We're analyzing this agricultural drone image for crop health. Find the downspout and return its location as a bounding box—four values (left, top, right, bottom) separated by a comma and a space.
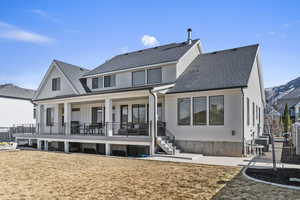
148, 88, 157, 153
241, 88, 245, 155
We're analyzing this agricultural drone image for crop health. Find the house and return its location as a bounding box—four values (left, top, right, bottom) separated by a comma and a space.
277, 87, 300, 122
0, 84, 36, 127
14, 30, 265, 156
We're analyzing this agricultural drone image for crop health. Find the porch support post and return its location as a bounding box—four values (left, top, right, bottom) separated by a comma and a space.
105, 143, 111, 155
37, 104, 44, 135
149, 92, 158, 155
37, 139, 42, 150
64, 102, 71, 135
105, 98, 113, 136
64, 141, 69, 153
44, 140, 48, 151
28, 139, 33, 146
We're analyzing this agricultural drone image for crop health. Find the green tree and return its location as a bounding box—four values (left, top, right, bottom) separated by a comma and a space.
282, 104, 291, 132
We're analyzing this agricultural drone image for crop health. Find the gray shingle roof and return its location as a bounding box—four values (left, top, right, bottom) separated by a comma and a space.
167, 44, 259, 94
54, 60, 90, 94
84, 40, 200, 76
0, 84, 36, 100
281, 87, 300, 99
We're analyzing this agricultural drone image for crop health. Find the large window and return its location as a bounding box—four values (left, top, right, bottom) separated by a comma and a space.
104, 75, 116, 87
209, 96, 224, 125
132, 70, 145, 86
247, 98, 250, 126
46, 108, 54, 126
193, 97, 207, 125
147, 68, 162, 84
52, 78, 60, 91
132, 104, 146, 124
177, 98, 191, 126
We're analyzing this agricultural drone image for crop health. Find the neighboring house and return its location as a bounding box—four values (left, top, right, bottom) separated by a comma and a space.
14, 30, 265, 156
0, 84, 36, 127
277, 87, 300, 122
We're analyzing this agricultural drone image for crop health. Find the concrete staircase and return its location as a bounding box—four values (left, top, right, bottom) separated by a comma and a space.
156, 136, 180, 155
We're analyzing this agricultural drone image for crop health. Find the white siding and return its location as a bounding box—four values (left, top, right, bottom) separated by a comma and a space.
0, 97, 35, 127
36, 64, 76, 99
243, 56, 265, 142
87, 64, 177, 92
165, 89, 243, 142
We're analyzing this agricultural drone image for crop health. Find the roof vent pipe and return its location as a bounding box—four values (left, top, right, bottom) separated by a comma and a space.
187, 28, 192, 45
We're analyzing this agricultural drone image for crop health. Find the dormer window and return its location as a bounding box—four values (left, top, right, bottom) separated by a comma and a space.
132, 70, 145, 86
52, 78, 60, 91
147, 67, 162, 84
104, 75, 116, 88
92, 77, 103, 89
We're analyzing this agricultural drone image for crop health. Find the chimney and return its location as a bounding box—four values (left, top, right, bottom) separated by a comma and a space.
187, 28, 192, 45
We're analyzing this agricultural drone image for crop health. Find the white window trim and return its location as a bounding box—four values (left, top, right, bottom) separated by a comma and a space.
177, 95, 225, 127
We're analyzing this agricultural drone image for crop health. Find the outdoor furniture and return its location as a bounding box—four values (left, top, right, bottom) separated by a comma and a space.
255, 145, 264, 155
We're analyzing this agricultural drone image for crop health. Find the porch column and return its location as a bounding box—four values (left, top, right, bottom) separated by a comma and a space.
37, 104, 44, 135
44, 141, 48, 151
105, 98, 113, 136
64, 141, 69, 153
28, 139, 33, 146
37, 139, 42, 150
64, 102, 71, 135
105, 143, 111, 155
149, 93, 158, 155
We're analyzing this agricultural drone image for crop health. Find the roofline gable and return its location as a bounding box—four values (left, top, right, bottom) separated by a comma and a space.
245, 45, 266, 104
33, 61, 79, 100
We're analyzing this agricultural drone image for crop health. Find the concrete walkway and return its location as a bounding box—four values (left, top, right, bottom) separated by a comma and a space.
140, 154, 254, 167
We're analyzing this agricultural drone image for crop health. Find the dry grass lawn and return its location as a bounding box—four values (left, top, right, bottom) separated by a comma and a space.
0, 150, 240, 200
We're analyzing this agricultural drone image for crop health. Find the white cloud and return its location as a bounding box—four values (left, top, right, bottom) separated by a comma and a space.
0, 20, 53, 44
30, 9, 62, 24
141, 35, 159, 47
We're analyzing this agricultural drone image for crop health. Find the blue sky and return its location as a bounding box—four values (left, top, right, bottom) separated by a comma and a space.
0, 0, 299, 89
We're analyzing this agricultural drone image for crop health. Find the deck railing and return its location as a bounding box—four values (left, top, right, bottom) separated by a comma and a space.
12, 121, 167, 137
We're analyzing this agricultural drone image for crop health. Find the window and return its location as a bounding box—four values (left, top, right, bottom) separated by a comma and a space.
121, 105, 128, 125
177, 98, 191, 125
247, 98, 250, 126
52, 78, 60, 91
92, 78, 98, 89
193, 97, 207, 125
46, 108, 54, 126
252, 102, 255, 126
132, 70, 145, 86
72, 108, 80, 112
256, 105, 258, 119
132, 104, 146, 124
92, 107, 104, 124
147, 68, 162, 84
259, 107, 261, 125
209, 96, 224, 125
33, 108, 36, 119
92, 77, 103, 89
104, 75, 116, 87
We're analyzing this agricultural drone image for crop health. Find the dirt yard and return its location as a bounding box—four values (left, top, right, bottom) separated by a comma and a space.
0, 150, 240, 200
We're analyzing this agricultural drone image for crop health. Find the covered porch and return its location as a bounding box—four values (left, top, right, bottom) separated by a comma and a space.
33, 88, 169, 155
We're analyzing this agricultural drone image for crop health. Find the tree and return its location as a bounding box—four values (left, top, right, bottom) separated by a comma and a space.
282, 103, 291, 133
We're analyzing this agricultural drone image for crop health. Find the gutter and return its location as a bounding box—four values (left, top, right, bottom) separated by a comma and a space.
241, 87, 245, 155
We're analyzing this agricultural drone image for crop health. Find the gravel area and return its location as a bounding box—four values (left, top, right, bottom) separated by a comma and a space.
213, 173, 300, 200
